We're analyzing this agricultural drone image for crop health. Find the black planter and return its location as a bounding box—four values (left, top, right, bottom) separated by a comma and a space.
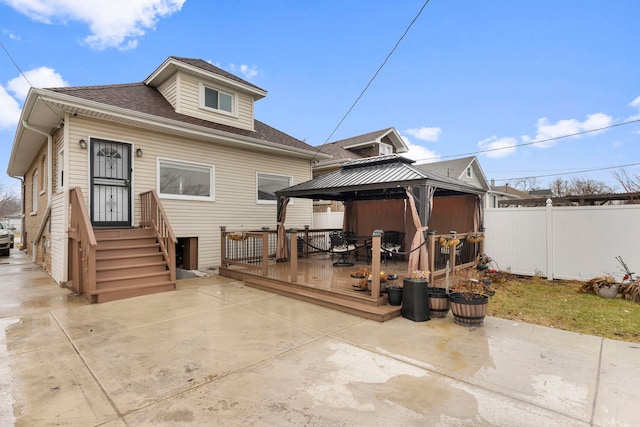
427, 287, 450, 318
401, 279, 430, 321
448, 292, 488, 326
386, 286, 403, 306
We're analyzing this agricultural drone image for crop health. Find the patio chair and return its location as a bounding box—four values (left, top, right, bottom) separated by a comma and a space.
329, 231, 356, 266
381, 230, 405, 264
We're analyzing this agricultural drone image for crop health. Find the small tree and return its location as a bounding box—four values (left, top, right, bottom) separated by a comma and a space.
548, 177, 614, 197
0, 184, 21, 219
510, 177, 539, 192
613, 169, 640, 203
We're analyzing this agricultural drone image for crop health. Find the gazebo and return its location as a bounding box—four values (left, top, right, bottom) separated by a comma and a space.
275, 155, 486, 276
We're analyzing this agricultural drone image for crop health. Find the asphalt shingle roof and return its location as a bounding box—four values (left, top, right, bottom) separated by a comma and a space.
49, 82, 316, 152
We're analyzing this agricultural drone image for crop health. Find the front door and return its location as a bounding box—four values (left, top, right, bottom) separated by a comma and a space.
90, 138, 131, 226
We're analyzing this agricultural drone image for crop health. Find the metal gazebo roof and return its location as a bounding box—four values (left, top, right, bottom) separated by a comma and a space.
277, 155, 485, 201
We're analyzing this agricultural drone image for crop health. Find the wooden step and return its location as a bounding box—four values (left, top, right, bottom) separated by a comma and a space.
95, 235, 158, 249
96, 243, 161, 257
94, 228, 155, 239
243, 276, 401, 322
96, 253, 165, 268
91, 281, 176, 304
96, 270, 172, 288
96, 262, 168, 279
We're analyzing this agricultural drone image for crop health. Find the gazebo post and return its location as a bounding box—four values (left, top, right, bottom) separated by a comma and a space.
290, 228, 298, 282
370, 230, 383, 299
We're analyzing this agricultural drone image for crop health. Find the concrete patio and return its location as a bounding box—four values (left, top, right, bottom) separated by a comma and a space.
0, 250, 638, 426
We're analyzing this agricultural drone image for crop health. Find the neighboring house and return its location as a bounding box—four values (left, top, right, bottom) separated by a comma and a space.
413, 156, 497, 208
7, 56, 328, 302
313, 128, 408, 175
488, 183, 533, 208
312, 128, 408, 213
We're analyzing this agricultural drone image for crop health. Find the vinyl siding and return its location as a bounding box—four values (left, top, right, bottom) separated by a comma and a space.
175, 72, 255, 131
157, 75, 178, 109
50, 129, 66, 282
67, 116, 313, 269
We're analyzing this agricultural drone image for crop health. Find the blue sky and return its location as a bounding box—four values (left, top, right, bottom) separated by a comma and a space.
1, 0, 639, 193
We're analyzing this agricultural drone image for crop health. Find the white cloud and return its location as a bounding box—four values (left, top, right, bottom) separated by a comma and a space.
2, 29, 21, 40
522, 113, 613, 148
0, 86, 21, 130
477, 136, 517, 159
7, 66, 68, 101
229, 64, 259, 80
404, 126, 442, 142
4, 0, 185, 50
626, 96, 640, 122
400, 136, 440, 164
0, 67, 68, 129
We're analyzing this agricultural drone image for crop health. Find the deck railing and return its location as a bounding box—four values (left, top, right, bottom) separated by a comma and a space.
68, 187, 97, 297
140, 190, 177, 283
220, 227, 335, 269
221, 227, 484, 285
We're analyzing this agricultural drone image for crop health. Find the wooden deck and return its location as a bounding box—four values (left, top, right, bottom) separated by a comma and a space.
219, 253, 413, 322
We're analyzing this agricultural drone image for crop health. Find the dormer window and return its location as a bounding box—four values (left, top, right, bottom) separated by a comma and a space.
379, 142, 392, 155
202, 84, 234, 114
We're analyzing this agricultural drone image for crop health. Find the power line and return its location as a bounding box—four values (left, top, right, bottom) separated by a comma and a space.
490, 161, 640, 183
321, 0, 431, 146
0, 40, 64, 122
415, 117, 640, 162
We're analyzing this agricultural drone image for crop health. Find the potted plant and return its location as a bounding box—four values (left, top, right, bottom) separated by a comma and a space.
447, 273, 495, 326
385, 271, 403, 306
350, 267, 369, 291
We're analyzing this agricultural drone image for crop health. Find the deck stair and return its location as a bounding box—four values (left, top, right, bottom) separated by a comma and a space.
92, 228, 175, 303
235, 273, 402, 322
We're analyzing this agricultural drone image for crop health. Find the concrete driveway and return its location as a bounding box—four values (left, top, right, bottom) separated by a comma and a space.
1, 250, 638, 426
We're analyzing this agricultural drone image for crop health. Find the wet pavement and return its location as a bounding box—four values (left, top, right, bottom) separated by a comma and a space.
1, 250, 638, 426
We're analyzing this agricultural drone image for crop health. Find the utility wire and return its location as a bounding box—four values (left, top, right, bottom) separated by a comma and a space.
415, 117, 640, 162
316, 0, 431, 154
489, 161, 640, 183
0, 40, 64, 121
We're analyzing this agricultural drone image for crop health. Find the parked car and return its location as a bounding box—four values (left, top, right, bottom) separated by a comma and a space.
0, 222, 11, 256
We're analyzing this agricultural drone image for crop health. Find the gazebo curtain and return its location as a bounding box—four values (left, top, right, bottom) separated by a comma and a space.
407, 187, 430, 274
275, 196, 290, 261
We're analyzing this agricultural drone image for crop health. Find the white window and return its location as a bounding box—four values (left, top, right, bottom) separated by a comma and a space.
57, 149, 64, 192
466, 167, 473, 178
379, 143, 392, 155
158, 159, 214, 201
257, 173, 292, 204
31, 169, 38, 214
202, 85, 233, 114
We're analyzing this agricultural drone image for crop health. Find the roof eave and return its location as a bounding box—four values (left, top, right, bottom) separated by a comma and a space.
10, 89, 328, 173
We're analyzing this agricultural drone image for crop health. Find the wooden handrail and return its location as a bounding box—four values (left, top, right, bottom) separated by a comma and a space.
68, 187, 97, 299
140, 190, 176, 282
34, 204, 52, 247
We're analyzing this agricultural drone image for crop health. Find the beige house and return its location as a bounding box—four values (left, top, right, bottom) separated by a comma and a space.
7, 56, 328, 302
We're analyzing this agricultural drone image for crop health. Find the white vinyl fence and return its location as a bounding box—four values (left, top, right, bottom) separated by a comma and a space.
313, 211, 344, 230
483, 200, 640, 281
315, 200, 640, 282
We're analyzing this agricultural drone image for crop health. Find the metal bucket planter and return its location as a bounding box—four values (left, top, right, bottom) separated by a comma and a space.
427, 287, 450, 318
386, 286, 403, 306
448, 292, 488, 326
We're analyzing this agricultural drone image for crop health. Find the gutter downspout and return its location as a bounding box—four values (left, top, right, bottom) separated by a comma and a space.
22, 120, 53, 262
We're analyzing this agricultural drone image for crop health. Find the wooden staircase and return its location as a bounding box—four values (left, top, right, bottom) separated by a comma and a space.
92, 228, 176, 303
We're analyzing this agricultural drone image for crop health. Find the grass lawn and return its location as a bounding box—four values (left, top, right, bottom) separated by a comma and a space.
486, 276, 640, 344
